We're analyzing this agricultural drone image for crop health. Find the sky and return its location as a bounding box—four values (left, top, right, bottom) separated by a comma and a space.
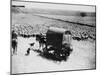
12, 1, 95, 12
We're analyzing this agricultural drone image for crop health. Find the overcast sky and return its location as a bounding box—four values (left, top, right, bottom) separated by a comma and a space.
12, 1, 95, 12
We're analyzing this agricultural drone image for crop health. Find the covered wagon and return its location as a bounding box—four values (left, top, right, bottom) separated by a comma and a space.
42, 27, 73, 61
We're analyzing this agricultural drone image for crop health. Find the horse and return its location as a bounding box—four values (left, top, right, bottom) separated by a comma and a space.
36, 33, 46, 51
25, 33, 46, 56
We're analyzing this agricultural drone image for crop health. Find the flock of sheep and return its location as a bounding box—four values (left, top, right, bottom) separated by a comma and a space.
12, 24, 95, 42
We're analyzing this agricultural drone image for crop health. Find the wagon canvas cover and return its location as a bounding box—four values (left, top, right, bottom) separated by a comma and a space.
46, 30, 63, 50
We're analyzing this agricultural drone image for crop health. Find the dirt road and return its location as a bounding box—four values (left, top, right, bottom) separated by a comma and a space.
12, 37, 95, 74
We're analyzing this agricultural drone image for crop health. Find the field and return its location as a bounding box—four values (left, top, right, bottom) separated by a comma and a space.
11, 6, 96, 74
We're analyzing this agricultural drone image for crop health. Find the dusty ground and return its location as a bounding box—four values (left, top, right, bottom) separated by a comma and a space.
12, 36, 95, 74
